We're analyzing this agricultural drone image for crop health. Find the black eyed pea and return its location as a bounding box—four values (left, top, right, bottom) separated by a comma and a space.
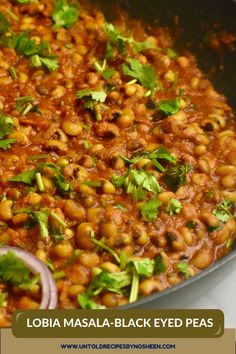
80, 155, 94, 169
68, 285, 85, 298
78, 252, 100, 268
200, 212, 220, 229
102, 293, 119, 308
166, 231, 185, 252
101, 262, 120, 273
100, 222, 118, 239
18, 297, 39, 310
41, 176, 55, 192
139, 278, 163, 296
226, 150, 236, 166
52, 241, 73, 258
75, 223, 95, 250
179, 227, 195, 246
158, 191, 175, 204
190, 246, 213, 270
167, 273, 182, 286
61, 121, 82, 136
221, 174, 236, 189
0, 200, 13, 221
46, 140, 68, 154
102, 180, 116, 194
63, 200, 86, 222
8, 132, 29, 145
86, 207, 103, 223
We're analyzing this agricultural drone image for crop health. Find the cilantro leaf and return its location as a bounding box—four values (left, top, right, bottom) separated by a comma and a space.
213, 200, 234, 223
8, 163, 71, 194
176, 262, 192, 278
78, 293, 106, 309
52, 0, 79, 29
163, 164, 191, 191
128, 258, 154, 277
140, 198, 162, 222
0, 139, 16, 150
20, 209, 49, 238
1, 33, 59, 71
14, 95, 39, 115
8, 169, 37, 185
166, 198, 183, 216
94, 60, 115, 80
0, 251, 39, 287
127, 258, 154, 303
105, 41, 113, 60
30, 55, 59, 72
76, 89, 107, 103
0, 113, 14, 138
122, 58, 157, 92
76, 89, 107, 121
39, 163, 72, 194
157, 97, 181, 115
121, 146, 177, 173
154, 254, 167, 274
167, 48, 178, 60
0, 13, 11, 34
16, 0, 33, 3
104, 23, 154, 53
112, 169, 161, 201
88, 270, 131, 295
0, 292, 7, 308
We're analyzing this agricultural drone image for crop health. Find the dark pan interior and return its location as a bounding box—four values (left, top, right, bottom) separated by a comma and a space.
92, 0, 236, 308
94, 0, 236, 110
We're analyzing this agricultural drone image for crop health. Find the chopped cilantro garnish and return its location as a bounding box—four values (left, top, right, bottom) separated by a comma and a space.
78, 293, 106, 309
83, 181, 103, 188
0, 139, 16, 150
52, 0, 79, 29
121, 146, 177, 173
94, 59, 115, 80
140, 198, 162, 222
76, 89, 107, 121
1, 33, 58, 71
76, 89, 107, 103
21, 209, 49, 238
115, 203, 127, 212
16, 0, 33, 3
0, 292, 7, 308
112, 169, 162, 201
8, 163, 72, 194
213, 200, 235, 223
0, 112, 14, 139
0, 13, 11, 34
154, 254, 167, 274
14, 95, 39, 115
176, 262, 192, 278
39, 163, 72, 194
166, 198, 183, 216
9, 169, 37, 185
104, 22, 154, 54
167, 48, 178, 60
122, 58, 157, 92
157, 97, 181, 115
163, 164, 191, 192
0, 251, 39, 289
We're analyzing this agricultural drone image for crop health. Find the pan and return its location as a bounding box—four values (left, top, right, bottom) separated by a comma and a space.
93, 0, 236, 309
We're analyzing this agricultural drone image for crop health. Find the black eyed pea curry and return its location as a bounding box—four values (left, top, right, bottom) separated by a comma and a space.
0, 0, 235, 327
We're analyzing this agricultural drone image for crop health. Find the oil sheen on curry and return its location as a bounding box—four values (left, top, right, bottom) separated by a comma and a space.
0, 0, 235, 326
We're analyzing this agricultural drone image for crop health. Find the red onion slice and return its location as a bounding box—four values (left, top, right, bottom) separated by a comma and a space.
0, 246, 57, 309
